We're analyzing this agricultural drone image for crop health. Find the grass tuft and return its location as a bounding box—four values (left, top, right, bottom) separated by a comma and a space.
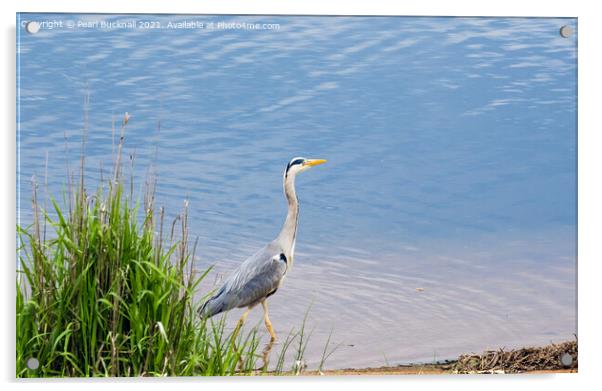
16, 113, 262, 377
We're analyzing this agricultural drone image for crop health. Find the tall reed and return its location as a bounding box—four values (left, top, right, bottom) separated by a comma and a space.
16, 114, 262, 377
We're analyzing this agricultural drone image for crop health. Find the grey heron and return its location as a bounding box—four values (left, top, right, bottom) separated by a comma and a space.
199, 157, 327, 341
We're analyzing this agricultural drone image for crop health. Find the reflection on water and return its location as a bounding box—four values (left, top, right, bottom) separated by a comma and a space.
17, 15, 576, 370
261, 340, 275, 371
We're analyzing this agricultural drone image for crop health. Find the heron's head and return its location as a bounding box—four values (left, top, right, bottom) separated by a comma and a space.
285, 157, 327, 178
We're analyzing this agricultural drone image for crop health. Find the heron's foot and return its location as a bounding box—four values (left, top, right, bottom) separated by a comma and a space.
237, 356, 246, 372
259, 339, 276, 371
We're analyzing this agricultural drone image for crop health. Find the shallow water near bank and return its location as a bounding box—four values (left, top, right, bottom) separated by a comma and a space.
17, 14, 576, 370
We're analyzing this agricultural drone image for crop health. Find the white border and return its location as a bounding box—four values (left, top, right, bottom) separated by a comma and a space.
3, 1, 600, 391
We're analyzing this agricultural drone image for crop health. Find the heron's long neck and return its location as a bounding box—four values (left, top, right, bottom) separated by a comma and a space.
277, 173, 299, 258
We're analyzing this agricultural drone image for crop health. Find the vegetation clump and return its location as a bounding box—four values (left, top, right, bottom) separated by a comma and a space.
450, 339, 578, 374
16, 115, 263, 377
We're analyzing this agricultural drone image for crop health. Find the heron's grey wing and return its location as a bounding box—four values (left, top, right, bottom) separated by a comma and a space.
231, 252, 288, 308
199, 245, 287, 318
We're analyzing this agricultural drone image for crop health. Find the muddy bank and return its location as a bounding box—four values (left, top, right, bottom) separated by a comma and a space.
304, 340, 578, 376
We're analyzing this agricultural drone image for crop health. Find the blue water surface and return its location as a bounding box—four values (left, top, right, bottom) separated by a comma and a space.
17, 14, 577, 369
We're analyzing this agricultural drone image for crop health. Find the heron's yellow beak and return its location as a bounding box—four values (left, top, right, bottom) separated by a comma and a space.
304, 159, 327, 167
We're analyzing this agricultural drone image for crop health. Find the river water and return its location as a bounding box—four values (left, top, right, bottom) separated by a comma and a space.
17, 14, 577, 370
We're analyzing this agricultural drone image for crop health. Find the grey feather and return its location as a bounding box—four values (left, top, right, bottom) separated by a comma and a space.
199, 242, 287, 319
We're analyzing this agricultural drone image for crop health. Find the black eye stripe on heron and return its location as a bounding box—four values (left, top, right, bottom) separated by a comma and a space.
287, 158, 305, 171
285, 158, 305, 175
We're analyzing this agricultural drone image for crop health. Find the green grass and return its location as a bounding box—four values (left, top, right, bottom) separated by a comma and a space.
16, 114, 337, 377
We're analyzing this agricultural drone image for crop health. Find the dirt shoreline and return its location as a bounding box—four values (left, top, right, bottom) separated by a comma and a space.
302, 340, 578, 376
312, 366, 576, 376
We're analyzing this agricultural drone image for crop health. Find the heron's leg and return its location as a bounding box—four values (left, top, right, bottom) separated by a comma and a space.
233, 308, 251, 337
261, 300, 277, 342
232, 307, 252, 372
